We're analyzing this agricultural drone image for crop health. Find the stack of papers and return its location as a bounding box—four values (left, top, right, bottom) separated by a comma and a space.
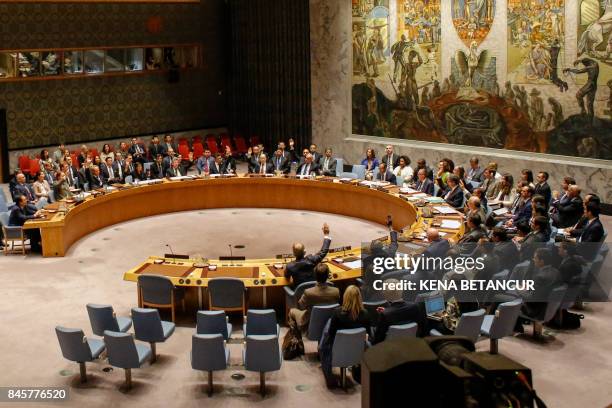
400, 187, 418, 194
343, 260, 362, 269
433, 206, 460, 214
439, 219, 462, 229
426, 196, 446, 203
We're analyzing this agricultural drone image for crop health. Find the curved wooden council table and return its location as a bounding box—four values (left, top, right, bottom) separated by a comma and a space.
25, 176, 465, 312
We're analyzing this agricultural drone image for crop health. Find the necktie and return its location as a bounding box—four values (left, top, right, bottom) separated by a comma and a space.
109, 166, 114, 180
276, 158, 280, 170
204, 159, 209, 173
118, 164, 123, 178
260, 163, 265, 174
325, 158, 329, 171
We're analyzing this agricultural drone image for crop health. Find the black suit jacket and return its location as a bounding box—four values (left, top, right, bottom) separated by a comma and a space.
534, 182, 551, 207
13, 183, 36, 202
373, 300, 425, 343
221, 156, 236, 174
423, 238, 450, 259
413, 166, 434, 181
578, 218, 605, 261
444, 186, 464, 209
296, 162, 318, 176
493, 240, 520, 271
284, 238, 331, 288
552, 196, 584, 228
253, 162, 274, 175
150, 162, 166, 179
520, 229, 548, 261
415, 178, 434, 195
9, 206, 37, 226
165, 167, 184, 177
376, 170, 397, 184
381, 154, 401, 169
148, 143, 167, 159
100, 163, 118, 184
271, 156, 291, 174
89, 174, 103, 189
456, 227, 486, 254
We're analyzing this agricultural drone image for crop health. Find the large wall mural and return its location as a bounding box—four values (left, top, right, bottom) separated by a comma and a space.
352, 0, 612, 160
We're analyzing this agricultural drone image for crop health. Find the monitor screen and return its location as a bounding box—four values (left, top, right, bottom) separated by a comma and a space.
425, 295, 445, 315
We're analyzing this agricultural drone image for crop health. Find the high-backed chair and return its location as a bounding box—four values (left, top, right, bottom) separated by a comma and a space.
196, 310, 232, 340
352, 165, 366, 180
1, 211, 28, 255
430, 308, 486, 343
55, 326, 105, 383
363, 300, 387, 328
103, 330, 151, 390
86, 304, 132, 336
387, 322, 418, 340
191, 334, 229, 396
131, 308, 175, 363
307, 304, 339, 341
521, 285, 567, 337
480, 298, 522, 354
208, 278, 246, 315
244, 309, 279, 336
283, 281, 316, 320
331, 328, 367, 389
243, 335, 282, 396
137, 274, 184, 322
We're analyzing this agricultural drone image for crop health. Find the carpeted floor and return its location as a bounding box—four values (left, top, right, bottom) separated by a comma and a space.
0, 205, 611, 408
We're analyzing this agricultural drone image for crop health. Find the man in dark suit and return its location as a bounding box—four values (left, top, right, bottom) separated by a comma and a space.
309, 143, 322, 164
271, 149, 291, 174
253, 154, 274, 175
442, 175, 464, 209
319, 148, 337, 177
415, 168, 434, 194
89, 166, 104, 189
506, 186, 533, 226
519, 248, 562, 320
296, 154, 318, 176
375, 162, 397, 184
479, 167, 497, 197
64, 157, 79, 188
423, 228, 450, 258
13, 173, 36, 203
413, 158, 434, 181
288, 263, 340, 330
373, 279, 426, 343
9, 195, 44, 252
162, 134, 177, 156
247, 145, 263, 173
515, 216, 549, 261
534, 171, 552, 209
455, 215, 487, 254
165, 158, 184, 177
222, 146, 237, 174
148, 136, 167, 160
466, 157, 484, 183
284, 223, 331, 289
491, 227, 520, 271
577, 202, 605, 261
210, 154, 225, 175
128, 138, 147, 165
100, 157, 119, 184
381, 145, 401, 169
551, 185, 583, 228
150, 154, 166, 179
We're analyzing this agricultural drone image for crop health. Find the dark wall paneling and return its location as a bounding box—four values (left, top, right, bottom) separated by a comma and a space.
228, 0, 311, 150
0, 1, 229, 150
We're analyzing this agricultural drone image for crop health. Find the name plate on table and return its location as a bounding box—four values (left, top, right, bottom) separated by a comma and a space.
330, 246, 352, 253
275, 253, 294, 259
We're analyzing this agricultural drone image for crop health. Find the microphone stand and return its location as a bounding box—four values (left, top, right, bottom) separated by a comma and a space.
166, 244, 176, 264
228, 244, 234, 267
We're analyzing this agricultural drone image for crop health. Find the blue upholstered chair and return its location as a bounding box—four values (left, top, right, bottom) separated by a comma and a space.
331, 327, 367, 389
480, 298, 522, 354
86, 304, 132, 337
131, 308, 175, 363
521, 285, 567, 338
1, 211, 28, 255
284, 281, 316, 321
307, 303, 339, 342
55, 326, 105, 383
243, 309, 280, 336
137, 274, 185, 322
352, 165, 366, 180
103, 330, 152, 390
387, 322, 418, 340
196, 311, 232, 340
243, 335, 282, 396
430, 308, 486, 343
191, 334, 230, 396
208, 278, 246, 315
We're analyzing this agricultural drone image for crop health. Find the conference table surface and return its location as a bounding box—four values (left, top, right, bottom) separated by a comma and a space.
24, 174, 465, 309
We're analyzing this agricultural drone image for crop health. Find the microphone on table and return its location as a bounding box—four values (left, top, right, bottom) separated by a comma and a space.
166, 244, 176, 264
228, 244, 234, 266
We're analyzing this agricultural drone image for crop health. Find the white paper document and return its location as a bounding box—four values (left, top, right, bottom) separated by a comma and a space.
343, 260, 362, 269
439, 219, 462, 229
433, 206, 459, 214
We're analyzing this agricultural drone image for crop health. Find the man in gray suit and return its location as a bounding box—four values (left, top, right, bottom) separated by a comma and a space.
319, 148, 337, 176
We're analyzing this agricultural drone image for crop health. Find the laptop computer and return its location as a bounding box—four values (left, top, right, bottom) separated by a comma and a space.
424, 294, 446, 320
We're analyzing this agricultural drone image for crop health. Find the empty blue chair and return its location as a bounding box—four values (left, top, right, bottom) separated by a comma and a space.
131, 308, 175, 363
103, 330, 151, 390
244, 309, 280, 336
208, 278, 246, 315
1, 211, 28, 255
197, 310, 232, 340
387, 322, 418, 339
352, 165, 366, 180
430, 308, 486, 343
284, 280, 316, 320
331, 328, 367, 389
307, 304, 339, 341
55, 326, 105, 383
86, 304, 132, 337
480, 298, 522, 354
138, 274, 185, 322
191, 334, 230, 396
243, 335, 282, 396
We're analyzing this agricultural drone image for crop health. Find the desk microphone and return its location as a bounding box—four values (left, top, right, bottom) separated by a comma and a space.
228, 244, 233, 266
166, 244, 176, 264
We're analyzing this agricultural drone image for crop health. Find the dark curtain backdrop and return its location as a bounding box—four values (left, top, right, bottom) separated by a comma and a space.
228, 0, 311, 151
